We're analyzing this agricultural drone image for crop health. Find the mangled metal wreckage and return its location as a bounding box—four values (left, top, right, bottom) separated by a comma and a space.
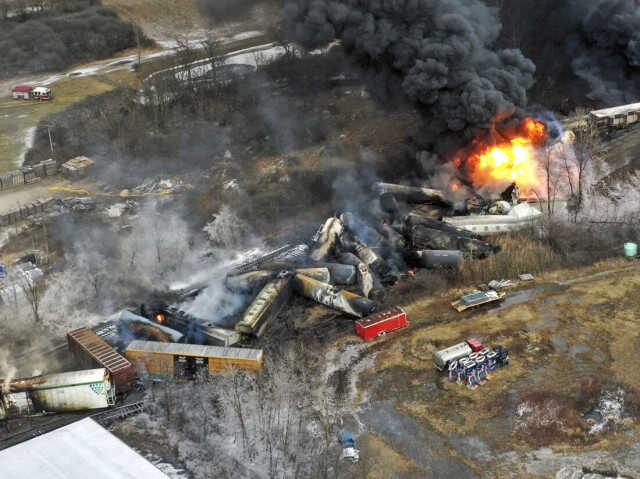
151, 181, 535, 342
214, 181, 513, 338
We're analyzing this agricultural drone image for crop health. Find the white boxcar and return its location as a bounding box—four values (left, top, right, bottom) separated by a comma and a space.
432, 342, 472, 371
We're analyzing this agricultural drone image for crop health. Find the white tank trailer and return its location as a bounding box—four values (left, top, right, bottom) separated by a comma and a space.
0, 368, 115, 419
432, 342, 473, 371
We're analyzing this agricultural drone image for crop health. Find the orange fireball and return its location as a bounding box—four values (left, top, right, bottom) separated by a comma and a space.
466, 118, 547, 193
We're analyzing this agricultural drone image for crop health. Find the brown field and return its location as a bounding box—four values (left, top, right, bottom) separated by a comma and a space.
344, 261, 640, 477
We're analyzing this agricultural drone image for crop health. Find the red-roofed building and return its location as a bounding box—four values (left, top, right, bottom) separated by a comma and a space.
12, 85, 33, 99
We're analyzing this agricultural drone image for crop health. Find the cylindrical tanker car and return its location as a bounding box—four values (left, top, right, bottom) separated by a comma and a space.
0, 368, 115, 419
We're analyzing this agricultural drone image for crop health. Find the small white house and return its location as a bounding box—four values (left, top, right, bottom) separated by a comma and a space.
12, 85, 33, 99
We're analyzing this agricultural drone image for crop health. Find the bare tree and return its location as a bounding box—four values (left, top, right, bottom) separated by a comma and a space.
20, 276, 43, 323
569, 119, 599, 220
200, 35, 226, 91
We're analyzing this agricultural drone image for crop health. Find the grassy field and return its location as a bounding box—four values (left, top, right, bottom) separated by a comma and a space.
0, 29, 275, 175
102, 0, 204, 40
349, 260, 640, 477
0, 75, 125, 173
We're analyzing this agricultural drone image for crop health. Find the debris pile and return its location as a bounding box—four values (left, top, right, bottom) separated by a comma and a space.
214, 182, 508, 338
584, 388, 626, 435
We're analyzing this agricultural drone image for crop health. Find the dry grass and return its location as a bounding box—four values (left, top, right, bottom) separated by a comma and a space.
457, 234, 561, 283
0, 75, 120, 173
102, 0, 204, 39
360, 264, 640, 468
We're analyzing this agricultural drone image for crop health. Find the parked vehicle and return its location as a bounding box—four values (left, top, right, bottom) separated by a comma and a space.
67, 327, 136, 394
354, 306, 408, 341
338, 430, 360, 463
452, 290, 505, 312
11, 85, 32, 99
433, 340, 474, 371
433, 338, 510, 372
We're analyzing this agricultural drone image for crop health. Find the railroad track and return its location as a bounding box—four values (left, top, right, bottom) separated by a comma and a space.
91, 401, 145, 424
0, 401, 145, 450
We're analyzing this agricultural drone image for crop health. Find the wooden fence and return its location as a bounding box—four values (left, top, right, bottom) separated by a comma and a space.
0, 159, 58, 192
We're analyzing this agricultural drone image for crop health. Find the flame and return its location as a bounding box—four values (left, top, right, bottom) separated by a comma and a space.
464, 117, 547, 193
154, 313, 165, 324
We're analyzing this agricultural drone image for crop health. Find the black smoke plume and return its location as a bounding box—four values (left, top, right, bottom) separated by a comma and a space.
284, 0, 536, 152
499, 0, 640, 108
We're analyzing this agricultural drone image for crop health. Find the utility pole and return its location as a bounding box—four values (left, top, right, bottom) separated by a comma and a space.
47, 125, 54, 155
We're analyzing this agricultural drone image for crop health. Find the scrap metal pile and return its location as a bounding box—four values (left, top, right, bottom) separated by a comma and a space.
219, 182, 502, 338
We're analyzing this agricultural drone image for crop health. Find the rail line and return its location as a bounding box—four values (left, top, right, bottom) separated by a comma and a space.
0, 401, 145, 450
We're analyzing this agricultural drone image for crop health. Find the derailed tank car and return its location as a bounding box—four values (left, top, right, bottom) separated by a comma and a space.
235, 273, 292, 337
0, 369, 115, 419
125, 340, 263, 380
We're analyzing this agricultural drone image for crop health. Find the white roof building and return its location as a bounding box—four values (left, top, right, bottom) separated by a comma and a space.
590, 102, 640, 118
0, 418, 169, 479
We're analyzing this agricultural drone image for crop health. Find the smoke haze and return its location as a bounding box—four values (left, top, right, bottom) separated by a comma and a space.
284, 0, 536, 151
499, 0, 640, 107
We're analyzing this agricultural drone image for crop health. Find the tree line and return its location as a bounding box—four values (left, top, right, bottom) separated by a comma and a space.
0, 0, 145, 78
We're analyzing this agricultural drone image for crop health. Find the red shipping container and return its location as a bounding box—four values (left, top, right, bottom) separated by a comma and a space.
466, 337, 483, 352
355, 307, 408, 341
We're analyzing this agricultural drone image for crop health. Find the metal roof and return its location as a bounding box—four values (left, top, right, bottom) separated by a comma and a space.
126, 340, 263, 361
356, 307, 405, 328
460, 291, 498, 306
590, 102, 640, 118
0, 418, 168, 479
12, 85, 33, 92
68, 328, 132, 373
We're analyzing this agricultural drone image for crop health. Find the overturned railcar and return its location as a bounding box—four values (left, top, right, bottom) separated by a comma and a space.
67, 327, 136, 394
159, 306, 241, 346
0, 369, 115, 419
235, 273, 292, 337
292, 273, 377, 318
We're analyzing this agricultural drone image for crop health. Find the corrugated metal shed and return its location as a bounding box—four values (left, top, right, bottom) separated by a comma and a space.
126, 340, 262, 361
0, 418, 169, 479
